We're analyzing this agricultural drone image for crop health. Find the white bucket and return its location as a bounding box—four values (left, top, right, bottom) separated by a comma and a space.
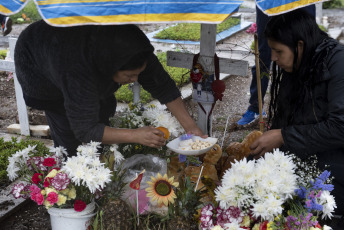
48, 202, 96, 230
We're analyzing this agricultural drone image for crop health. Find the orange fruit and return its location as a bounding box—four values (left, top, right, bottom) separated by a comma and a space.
156, 126, 170, 140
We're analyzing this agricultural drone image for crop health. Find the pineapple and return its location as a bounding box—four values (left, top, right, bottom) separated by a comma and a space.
166, 176, 204, 230
101, 165, 133, 230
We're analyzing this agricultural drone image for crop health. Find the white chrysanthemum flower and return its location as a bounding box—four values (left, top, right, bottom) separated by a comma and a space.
82, 145, 100, 158
319, 190, 337, 219
211, 225, 224, 230
77, 145, 85, 153
6, 145, 39, 181
252, 202, 269, 220
49, 146, 67, 158
278, 173, 298, 199
264, 194, 283, 221
69, 165, 86, 186
216, 148, 296, 220
25, 145, 37, 156
82, 169, 98, 193
254, 161, 274, 180
222, 172, 244, 187
88, 141, 101, 149
7, 163, 19, 181
62, 156, 78, 174
260, 174, 282, 194
253, 184, 268, 200
89, 157, 103, 168
223, 220, 246, 230
110, 144, 125, 164
142, 107, 183, 137
95, 167, 112, 189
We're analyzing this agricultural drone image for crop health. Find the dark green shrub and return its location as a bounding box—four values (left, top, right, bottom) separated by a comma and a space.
115, 51, 189, 103
323, 0, 343, 8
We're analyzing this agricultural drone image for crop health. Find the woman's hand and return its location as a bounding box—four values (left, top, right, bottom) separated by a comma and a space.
134, 126, 166, 148
249, 129, 284, 159
165, 97, 207, 138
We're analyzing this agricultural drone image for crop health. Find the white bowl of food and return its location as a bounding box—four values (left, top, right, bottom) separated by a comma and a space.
166, 135, 218, 156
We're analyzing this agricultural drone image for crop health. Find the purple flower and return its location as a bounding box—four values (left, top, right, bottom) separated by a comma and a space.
51, 172, 70, 190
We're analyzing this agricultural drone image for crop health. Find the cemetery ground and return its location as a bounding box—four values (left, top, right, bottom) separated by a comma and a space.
0, 8, 343, 229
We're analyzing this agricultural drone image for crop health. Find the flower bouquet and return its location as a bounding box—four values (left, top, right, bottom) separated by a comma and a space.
199, 149, 336, 230
7, 141, 112, 212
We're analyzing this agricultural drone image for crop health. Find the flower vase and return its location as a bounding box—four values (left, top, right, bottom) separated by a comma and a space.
48, 202, 96, 230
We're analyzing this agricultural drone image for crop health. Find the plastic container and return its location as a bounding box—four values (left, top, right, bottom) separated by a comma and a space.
48, 202, 96, 230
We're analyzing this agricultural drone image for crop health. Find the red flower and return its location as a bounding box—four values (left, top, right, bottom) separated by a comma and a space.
44, 177, 51, 188
74, 200, 87, 212
43, 157, 57, 167
31, 173, 43, 184
259, 221, 268, 230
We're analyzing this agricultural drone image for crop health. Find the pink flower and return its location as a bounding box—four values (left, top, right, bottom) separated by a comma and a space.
43, 157, 56, 167
47, 192, 59, 205
30, 184, 42, 202
29, 184, 41, 195
74, 200, 87, 212
11, 183, 25, 199
51, 172, 70, 190
246, 23, 257, 34
35, 193, 44, 205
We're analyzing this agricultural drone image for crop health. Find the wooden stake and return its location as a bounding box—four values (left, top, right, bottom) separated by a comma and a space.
254, 34, 264, 132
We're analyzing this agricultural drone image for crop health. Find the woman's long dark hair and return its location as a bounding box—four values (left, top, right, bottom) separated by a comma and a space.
264, 9, 328, 128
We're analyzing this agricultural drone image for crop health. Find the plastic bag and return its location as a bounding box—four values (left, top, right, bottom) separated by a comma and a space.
121, 154, 167, 214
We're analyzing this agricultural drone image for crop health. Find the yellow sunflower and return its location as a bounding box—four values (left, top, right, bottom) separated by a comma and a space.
145, 173, 179, 206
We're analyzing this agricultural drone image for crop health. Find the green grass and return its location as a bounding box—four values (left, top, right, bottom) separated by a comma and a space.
323, 0, 343, 8
115, 51, 189, 103
154, 17, 240, 41
9, 0, 42, 24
